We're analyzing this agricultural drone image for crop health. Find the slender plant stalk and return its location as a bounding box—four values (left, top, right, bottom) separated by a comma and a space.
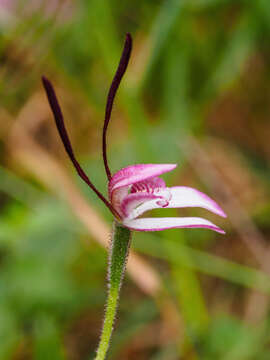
94, 221, 132, 360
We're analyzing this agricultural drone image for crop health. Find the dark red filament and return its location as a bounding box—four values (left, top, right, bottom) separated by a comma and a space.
102, 33, 132, 180
42, 76, 120, 218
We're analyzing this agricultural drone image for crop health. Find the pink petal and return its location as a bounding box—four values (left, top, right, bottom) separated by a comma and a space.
123, 217, 225, 234
128, 186, 226, 220
109, 164, 177, 198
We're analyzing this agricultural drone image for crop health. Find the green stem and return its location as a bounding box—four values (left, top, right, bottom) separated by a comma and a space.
94, 221, 132, 360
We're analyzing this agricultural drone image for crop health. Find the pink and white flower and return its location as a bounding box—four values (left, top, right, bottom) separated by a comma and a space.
108, 163, 226, 233
42, 33, 226, 235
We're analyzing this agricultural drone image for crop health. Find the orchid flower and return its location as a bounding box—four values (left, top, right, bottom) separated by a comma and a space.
108, 163, 226, 233
42, 37, 225, 235
42, 33, 226, 360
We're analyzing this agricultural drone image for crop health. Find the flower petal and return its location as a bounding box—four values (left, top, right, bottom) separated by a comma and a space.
109, 163, 177, 198
121, 192, 163, 218
123, 217, 225, 234
128, 186, 226, 220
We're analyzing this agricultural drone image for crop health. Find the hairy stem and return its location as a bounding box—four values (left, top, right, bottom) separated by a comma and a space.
94, 221, 132, 360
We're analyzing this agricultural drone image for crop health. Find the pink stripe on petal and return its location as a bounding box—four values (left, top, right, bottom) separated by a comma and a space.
130, 186, 226, 219
109, 164, 177, 197
131, 177, 166, 193
123, 217, 225, 234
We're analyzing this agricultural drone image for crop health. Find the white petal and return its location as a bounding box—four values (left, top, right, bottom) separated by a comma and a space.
120, 192, 162, 218
129, 186, 226, 220
123, 217, 225, 233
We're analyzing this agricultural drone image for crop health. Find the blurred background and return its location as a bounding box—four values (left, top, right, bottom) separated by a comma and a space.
0, 0, 270, 359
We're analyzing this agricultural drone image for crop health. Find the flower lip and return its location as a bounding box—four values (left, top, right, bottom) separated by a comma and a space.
109, 163, 177, 198
131, 177, 166, 193
125, 185, 227, 221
